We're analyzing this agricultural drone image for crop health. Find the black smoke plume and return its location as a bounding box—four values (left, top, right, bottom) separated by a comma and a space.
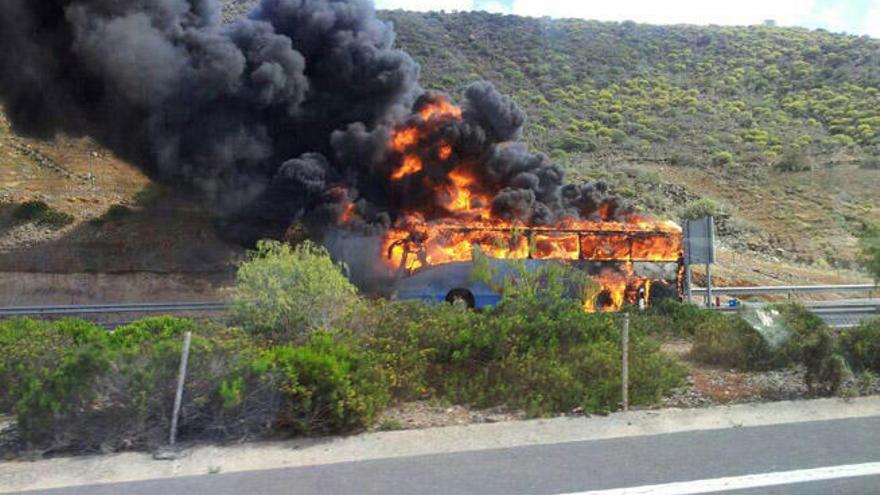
0, 0, 631, 244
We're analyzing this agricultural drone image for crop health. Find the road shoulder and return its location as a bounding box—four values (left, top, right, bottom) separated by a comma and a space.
2, 396, 878, 494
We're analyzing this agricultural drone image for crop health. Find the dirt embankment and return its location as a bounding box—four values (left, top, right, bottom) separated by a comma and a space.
0, 185, 241, 305
0, 272, 231, 306
1, 102, 239, 305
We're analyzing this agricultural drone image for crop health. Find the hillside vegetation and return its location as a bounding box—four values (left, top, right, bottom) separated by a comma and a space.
387, 11, 879, 162
0, 5, 877, 281
383, 10, 879, 269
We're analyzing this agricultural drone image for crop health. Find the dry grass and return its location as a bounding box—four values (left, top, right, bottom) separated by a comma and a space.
636, 161, 878, 278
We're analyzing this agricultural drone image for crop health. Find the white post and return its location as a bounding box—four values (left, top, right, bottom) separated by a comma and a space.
622, 313, 629, 412
684, 220, 692, 304
685, 263, 693, 304
705, 263, 713, 308
169, 331, 192, 446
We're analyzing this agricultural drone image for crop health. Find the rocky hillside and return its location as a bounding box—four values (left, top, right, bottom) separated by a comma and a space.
381, 10, 879, 268
0, 4, 877, 289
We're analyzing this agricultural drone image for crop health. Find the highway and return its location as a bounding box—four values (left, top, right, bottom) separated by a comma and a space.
0, 302, 228, 329
800, 299, 879, 328
714, 299, 880, 328
17, 416, 880, 495
0, 298, 877, 329
815, 306, 879, 328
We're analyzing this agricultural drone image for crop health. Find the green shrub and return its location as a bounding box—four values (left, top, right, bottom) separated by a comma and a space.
644, 299, 712, 337
858, 225, 880, 283
10, 320, 112, 445
774, 148, 813, 172
110, 316, 197, 347
609, 129, 627, 144
91, 323, 260, 448
0, 318, 105, 414
362, 270, 685, 416
814, 354, 847, 395
774, 303, 845, 394
551, 132, 597, 153
711, 151, 733, 166
232, 240, 360, 340
839, 319, 880, 373
668, 152, 698, 167
2, 317, 264, 451
356, 300, 459, 400
12, 200, 74, 229
12, 200, 50, 221
247, 332, 389, 434
471, 254, 595, 311
689, 312, 772, 369
431, 304, 685, 416
681, 198, 720, 221
688, 303, 845, 394
549, 148, 569, 162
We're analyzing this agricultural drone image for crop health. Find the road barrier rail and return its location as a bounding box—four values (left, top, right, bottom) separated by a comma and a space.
691, 284, 876, 296
715, 302, 879, 314
0, 302, 228, 317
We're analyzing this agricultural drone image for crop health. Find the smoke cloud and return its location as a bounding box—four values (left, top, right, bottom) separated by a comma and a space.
0, 0, 631, 243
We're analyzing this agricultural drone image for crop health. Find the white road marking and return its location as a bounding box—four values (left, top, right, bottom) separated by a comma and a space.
557, 462, 880, 495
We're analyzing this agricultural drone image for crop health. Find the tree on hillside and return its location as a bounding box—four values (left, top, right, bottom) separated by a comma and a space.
681, 198, 720, 221
859, 225, 880, 283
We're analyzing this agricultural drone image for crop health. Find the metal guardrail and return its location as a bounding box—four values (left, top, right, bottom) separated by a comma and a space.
716, 303, 879, 314
0, 302, 228, 317
1, 291, 877, 323
691, 284, 876, 295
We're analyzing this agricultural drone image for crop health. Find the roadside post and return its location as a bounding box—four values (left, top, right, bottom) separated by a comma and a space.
621, 312, 629, 412
706, 263, 713, 307
169, 331, 193, 446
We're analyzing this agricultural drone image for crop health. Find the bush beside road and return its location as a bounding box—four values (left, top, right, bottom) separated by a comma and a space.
0, 243, 878, 456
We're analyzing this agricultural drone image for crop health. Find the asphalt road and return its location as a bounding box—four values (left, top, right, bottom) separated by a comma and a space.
20, 416, 880, 495
812, 299, 879, 328
713, 298, 879, 328
820, 311, 875, 328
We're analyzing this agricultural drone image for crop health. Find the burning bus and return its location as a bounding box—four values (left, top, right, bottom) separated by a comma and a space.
362, 94, 684, 312
316, 90, 686, 311
384, 220, 683, 311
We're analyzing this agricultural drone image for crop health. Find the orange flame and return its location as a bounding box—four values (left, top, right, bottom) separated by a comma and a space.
392, 127, 420, 153
438, 143, 453, 160
339, 202, 357, 225
389, 100, 463, 182
384, 221, 681, 271
380, 95, 682, 311
420, 99, 463, 121
442, 165, 492, 215
581, 262, 656, 312
391, 155, 423, 180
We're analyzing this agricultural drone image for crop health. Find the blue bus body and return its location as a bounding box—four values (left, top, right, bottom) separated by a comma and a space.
377, 224, 683, 310
392, 259, 549, 308
391, 258, 681, 309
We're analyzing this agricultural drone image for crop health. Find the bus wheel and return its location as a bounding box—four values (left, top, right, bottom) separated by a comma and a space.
446, 289, 475, 309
